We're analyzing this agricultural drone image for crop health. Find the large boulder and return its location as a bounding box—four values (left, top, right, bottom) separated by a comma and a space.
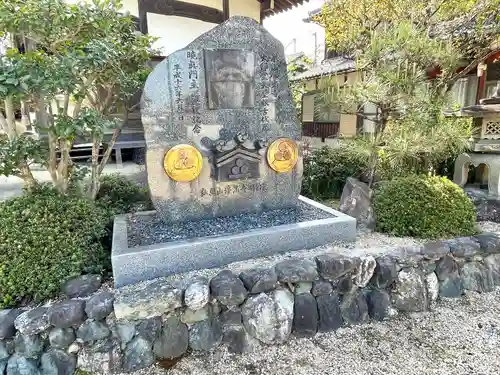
242, 289, 294, 344
339, 177, 375, 230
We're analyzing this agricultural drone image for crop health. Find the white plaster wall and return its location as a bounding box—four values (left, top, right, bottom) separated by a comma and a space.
147, 14, 218, 56
183, 0, 223, 11
229, 0, 261, 21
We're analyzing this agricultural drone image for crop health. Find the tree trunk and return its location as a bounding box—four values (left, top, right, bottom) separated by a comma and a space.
89, 135, 100, 200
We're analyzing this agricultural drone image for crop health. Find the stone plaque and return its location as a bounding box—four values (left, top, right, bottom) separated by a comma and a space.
141, 16, 302, 223
204, 49, 255, 109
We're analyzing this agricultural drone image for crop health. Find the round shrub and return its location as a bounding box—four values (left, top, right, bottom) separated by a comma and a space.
373, 175, 477, 239
96, 173, 153, 215
301, 142, 369, 200
0, 185, 110, 307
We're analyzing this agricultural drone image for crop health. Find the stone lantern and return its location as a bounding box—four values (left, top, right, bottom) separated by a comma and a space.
453, 80, 500, 196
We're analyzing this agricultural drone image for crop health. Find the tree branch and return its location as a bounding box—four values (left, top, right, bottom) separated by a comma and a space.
73, 73, 98, 117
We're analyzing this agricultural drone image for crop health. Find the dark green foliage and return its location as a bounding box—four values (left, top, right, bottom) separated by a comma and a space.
96, 173, 153, 215
301, 143, 370, 200
373, 175, 477, 239
0, 185, 110, 307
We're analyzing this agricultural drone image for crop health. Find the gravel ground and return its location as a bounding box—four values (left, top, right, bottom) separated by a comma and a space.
118, 221, 500, 375
127, 201, 332, 247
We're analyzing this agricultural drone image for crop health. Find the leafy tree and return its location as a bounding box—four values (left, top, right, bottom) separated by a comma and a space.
314, 0, 499, 185
0, 0, 157, 198
287, 55, 312, 118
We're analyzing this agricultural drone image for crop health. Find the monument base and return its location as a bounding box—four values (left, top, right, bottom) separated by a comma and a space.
111, 196, 356, 287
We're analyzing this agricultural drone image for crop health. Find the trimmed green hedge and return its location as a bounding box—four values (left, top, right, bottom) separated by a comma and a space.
301, 143, 370, 200
373, 175, 477, 239
96, 173, 153, 215
0, 185, 110, 307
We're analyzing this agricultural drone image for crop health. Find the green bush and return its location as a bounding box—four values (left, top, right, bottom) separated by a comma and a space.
0, 185, 110, 307
301, 142, 370, 200
373, 175, 477, 239
96, 173, 153, 215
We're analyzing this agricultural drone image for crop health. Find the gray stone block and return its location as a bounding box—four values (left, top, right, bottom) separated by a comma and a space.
114, 278, 183, 320
292, 293, 318, 337
275, 259, 318, 283
48, 300, 85, 329
316, 293, 342, 332
112, 197, 356, 287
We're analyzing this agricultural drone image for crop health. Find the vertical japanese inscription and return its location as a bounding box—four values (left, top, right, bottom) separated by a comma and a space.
187, 51, 202, 134
259, 54, 271, 132
173, 63, 184, 121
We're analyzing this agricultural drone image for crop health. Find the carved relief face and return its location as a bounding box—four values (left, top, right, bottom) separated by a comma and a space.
204, 49, 255, 109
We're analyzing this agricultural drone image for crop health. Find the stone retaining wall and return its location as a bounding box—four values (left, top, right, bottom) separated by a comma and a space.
2, 233, 500, 375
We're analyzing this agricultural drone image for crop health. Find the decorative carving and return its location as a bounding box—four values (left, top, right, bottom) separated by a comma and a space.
204, 49, 255, 109
164, 144, 203, 182
267, 138, 299, 173
205, 132, 267, 182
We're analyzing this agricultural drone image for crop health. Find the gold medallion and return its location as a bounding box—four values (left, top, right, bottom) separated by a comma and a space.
164, 144, 203, 182
267, 138, 298, 173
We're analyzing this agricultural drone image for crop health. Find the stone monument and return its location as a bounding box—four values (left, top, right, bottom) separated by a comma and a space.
453, 80, 500, 196
111, 17, 356, 287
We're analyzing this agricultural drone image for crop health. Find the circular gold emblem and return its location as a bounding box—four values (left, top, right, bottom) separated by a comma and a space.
267, 138, 298, 173
164, 144, 203, 182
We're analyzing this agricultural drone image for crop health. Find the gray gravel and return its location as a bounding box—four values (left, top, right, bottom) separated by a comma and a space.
127, 201, 333, 247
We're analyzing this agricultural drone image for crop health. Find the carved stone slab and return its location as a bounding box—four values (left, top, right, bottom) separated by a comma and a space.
141, 16, 302, 223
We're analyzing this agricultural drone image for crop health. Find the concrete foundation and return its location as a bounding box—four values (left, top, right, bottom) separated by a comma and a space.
111, 196, 356, 287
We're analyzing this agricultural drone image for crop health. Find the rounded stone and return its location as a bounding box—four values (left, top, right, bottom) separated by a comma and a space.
14, 334, 44, 359
76, 321, 110, 343
275, 259, 318, 283
48, 300, 85, 329
85, 292, 115, 321
391, 269, 427, 312
123, 337, 154, 372
40, 349, 76, 375
210, 270, 248, 307
136, 317, 161, 343
0, 310, 23, 340
7, 354, 40, 375
14, 308, 50, 336
188, 318, 223, 352
184, 278, 210, 311
48, 328, 75, 349
62, 275, 102, 298
242, 289, 294, 344
153, 316, 188, 360
239, 267, 278, 294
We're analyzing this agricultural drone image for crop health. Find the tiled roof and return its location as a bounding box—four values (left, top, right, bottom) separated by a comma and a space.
290, 57, 355, 81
